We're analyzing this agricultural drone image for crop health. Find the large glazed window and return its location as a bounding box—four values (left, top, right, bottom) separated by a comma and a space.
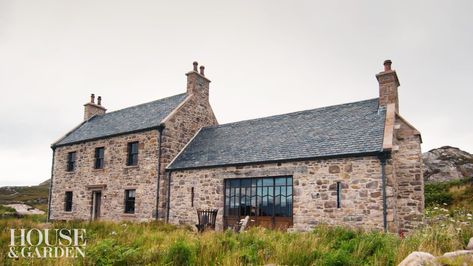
224, 176, 293, 229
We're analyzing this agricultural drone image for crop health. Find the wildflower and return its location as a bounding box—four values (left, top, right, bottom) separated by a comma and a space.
111, 231, 117, 235
468, 217, 472, 220
434, 207, 439, 210
443, 203, 448, 206
467, 213, 472, 217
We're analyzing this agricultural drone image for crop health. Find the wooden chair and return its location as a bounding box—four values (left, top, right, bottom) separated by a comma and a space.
195, 209, 218, 232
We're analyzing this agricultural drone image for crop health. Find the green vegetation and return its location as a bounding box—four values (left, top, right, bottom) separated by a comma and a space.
0, 205, 16, 215
424, 178, 473, 208
1, 214, 472, 266
0, 178, 471, 265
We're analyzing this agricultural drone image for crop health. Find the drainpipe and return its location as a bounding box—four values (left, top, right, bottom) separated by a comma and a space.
166, 171, 172, 223
156, 125, 165, 220
378, 152, 389, 233
47, 147, 56, 222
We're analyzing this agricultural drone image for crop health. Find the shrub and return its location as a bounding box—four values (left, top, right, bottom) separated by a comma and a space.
165, 240, 195, 266
87, 238, 140, 266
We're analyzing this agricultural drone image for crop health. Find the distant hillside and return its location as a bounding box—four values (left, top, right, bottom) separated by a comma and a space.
423, 146, 473, 183
0, 180, 49, 211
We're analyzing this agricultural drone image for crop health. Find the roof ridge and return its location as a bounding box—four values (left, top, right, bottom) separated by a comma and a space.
203, 97, 380, 130
102, 93, 187, 116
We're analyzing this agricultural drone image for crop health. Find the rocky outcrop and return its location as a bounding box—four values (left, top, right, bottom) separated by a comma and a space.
423, 146, 473, 182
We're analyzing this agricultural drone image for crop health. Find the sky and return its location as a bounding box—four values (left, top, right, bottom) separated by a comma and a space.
0, 0, 472, 186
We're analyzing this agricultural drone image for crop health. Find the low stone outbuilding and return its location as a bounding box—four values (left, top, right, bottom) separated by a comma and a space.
49, 60, 424, 233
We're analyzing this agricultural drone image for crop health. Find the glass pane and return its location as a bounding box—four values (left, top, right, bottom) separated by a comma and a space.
275, 177, 286, 186
241, 179, 251, 187
230, 179, 239, 187
263, 178, 273, 186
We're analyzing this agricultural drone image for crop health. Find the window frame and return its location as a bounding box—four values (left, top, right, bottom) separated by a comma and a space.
94, 147, 105, 169
124, 189, 136, 214
223, 176, 293, 228
66, 152, 76, 172
336, 181, 342, 208
64, 191, 73, 212
126, 142, 139, 166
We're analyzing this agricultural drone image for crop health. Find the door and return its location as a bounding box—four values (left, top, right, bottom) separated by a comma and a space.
92, 191, 102, 220
224, 176, 293, 230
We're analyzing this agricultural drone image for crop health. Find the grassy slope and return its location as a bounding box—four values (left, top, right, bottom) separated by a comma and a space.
0, 182, 49, 211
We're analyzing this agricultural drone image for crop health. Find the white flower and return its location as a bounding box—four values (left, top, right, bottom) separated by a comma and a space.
443, 203, 448, 206
434, 207, 439, 210
467, 213, 472, 217
111, 231, 117, 235
468, 217, 472, 220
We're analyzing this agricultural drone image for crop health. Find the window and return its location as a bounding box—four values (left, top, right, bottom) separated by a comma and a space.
124, 189, 136, 214
224, 176, 293, 229
64, 191, 73, 212
191, 187, 194, 207
66, 152, 76, 172
127, 142, 139, 166
94, 147, 104, 169
336, 182, 341, 208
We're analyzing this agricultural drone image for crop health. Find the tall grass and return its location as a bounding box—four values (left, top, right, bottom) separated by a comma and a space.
1, 215, 472, 266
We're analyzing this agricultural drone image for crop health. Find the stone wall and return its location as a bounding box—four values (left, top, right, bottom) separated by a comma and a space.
50, 130, 159, 221
168, 155, 389, 231
157, 93, 218, 218
393, 116, 424, 231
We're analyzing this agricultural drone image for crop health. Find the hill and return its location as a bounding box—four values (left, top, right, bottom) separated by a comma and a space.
0, 180, 49, 211
423, 146, 473, 183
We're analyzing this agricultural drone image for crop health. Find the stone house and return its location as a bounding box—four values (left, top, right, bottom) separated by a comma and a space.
48, 60, 424, 233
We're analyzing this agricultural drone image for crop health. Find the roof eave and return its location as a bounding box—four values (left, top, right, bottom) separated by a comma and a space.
166, 150, 385, 172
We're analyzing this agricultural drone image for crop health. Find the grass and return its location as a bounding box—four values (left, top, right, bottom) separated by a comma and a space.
1, 215, 472, 266
0, 178, 471, 265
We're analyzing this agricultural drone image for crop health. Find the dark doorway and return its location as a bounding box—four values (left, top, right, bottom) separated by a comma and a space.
92, 191, 102, 220
224, 176, 293, 230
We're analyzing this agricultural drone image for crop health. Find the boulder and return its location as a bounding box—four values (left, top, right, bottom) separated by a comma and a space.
423, 146, 473, 182
442, 250, 473, 258
398, 251, 436, 266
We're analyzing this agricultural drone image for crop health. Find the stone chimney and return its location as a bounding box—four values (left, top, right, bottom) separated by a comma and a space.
186, 61, 210, 99
84, 93, 106, 120
376, 60, 400, 112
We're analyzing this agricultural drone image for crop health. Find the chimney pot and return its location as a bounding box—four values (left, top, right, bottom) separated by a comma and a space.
383, 60, 392, 71
97, 96, 102, 105
193, 61, 198, 72
199, 65, 205, 76
90, 93, 95, 103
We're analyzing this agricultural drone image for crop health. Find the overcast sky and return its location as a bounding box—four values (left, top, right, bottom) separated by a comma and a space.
1, 0, 472, 186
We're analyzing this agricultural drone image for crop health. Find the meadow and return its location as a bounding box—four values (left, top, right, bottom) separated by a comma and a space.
0, 179, 471, 266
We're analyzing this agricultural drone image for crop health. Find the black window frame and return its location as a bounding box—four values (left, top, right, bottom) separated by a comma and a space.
127, 142, 139, 166
94, 147, 105, 169
64, 191, 73, 212
66, 152, 76, 172
223, 176, 293, 228
124, 189, 136, 214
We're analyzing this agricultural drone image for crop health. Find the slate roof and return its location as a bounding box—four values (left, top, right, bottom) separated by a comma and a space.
54, 93, 187, 147
167, 98, 386, 170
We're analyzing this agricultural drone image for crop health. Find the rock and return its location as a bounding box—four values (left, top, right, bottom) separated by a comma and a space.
442, 250, 473, 258
4, 204, 45, 215
423, 146, 473, 182
467, 237, 473, 250
239, 216, 250, 233
398, 251, 436, 266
